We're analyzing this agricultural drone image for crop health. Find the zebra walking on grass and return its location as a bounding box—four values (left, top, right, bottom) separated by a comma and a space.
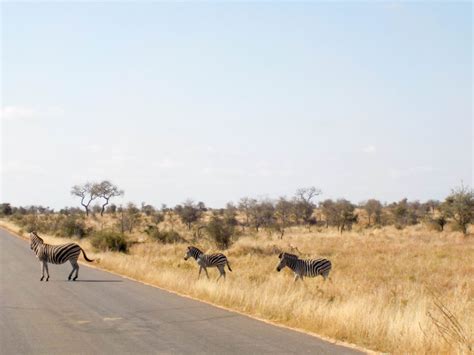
276, 252, 331, 282
184, 246, 232, 281
29, 232, 94, 281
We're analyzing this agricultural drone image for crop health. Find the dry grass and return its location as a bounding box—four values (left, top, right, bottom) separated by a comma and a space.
2, 218, 473, 353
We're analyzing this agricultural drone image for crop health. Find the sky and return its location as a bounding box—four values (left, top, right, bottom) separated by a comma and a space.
1, 1, 472, 209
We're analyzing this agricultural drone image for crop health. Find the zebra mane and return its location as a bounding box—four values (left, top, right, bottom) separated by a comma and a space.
31, 231, 44, 243
280, 252, 299, 260
188, 246, 203, 254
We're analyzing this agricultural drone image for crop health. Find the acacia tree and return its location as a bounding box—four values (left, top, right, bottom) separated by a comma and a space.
71, 183, 99, 216
295, 186, 322, 204
206, 212, 236, 249
249, 199, 275, 232
238, 197, 253, 231
274, 197, 293, 238
97, 181, 124, 216
363, 199, 383, 227
321, 199, 356, 233
320, 199, 337, 228
390, 198, 409, 228
441, 183, 474, 235
334, 199, 357, 233
294, 187, 320, 230
175, 200, 204, 230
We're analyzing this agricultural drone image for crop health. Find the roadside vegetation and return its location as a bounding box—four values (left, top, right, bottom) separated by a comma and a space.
0, 182, 473, 353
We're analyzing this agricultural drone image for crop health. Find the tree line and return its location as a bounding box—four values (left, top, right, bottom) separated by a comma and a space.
1, 183, 473, 240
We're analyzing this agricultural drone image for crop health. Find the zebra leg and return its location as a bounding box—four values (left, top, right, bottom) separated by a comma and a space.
44, 263, 50, 282
216, 265, 225, 281
72, 261, 80, 281
68, 260, 78, 280
40, 262, 45, 281
204, 267, 210, 279
68, 260, 75, 280
198, 266, 202, 279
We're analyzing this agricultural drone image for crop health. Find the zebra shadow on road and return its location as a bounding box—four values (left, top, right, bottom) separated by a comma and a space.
65, 280, 123, 283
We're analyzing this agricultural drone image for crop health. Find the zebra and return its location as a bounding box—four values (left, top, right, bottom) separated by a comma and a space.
29, 231, 94, 281
276, 252, 331, 282
184, 246, 232, 280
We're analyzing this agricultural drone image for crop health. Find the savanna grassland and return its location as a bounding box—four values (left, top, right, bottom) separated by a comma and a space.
1, 213, 472, 354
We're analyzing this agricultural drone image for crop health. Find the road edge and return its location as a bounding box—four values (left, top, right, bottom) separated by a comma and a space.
1, 225, 375, 354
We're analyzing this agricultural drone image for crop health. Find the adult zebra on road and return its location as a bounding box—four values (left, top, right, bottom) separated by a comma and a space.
29, 231, 94, 281
276, 252, 331, 282
184, 246, 232, 281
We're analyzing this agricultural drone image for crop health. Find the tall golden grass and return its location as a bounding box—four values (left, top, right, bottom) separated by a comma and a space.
2, 218, 472, 353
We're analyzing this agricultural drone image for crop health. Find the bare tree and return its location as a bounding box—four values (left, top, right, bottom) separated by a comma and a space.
96, 181, 124, 216
274, 197, 293, 238
321, 199, 356, 233
363, 199, 383, 227
71, 183, 99, 216
248, 199, 275, 232
294, 187, 320, 231
123, 202, 141, 233
295, 186, 322, 204
238, 197, 253, 231
320, 199, 337, 228
175, 200, 204, 230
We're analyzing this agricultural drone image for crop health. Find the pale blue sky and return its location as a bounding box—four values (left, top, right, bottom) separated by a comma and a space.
1, 1, 472, 209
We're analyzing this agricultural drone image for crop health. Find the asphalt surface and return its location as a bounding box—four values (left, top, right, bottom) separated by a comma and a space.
0, 228, 363, 354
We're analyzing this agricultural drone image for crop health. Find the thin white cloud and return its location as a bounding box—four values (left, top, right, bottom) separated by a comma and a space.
1, 106, 37, 121
81, 144, 102, 153
1, 105, 64, 121
155, 158, 184, 169
1, 161, 45, 175
363, 145, 376, 154
389, 166, 434, 179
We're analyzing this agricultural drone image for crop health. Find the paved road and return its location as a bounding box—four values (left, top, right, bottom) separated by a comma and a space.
0, 228, 363, 354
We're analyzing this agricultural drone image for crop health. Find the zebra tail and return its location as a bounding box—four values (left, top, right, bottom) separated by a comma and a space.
227, 261, 232, 272
81, 248, 94, 262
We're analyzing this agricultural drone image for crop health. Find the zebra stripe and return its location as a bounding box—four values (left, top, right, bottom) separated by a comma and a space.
276, 252, 331, 281
29, 232, 93, 281
184, 246, 232, 280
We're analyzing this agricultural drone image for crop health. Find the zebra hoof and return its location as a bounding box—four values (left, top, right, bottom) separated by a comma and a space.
73, 277, 78, 281
40, 276, 44, 281
46, 278, 49, 282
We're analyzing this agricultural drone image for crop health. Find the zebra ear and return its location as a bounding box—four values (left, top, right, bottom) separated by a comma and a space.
278, 253, 283, 259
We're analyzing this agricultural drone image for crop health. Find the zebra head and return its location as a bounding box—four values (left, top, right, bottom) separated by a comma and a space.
184, 246, 202, 261
276, 252, 299, 272
29, 231, 43, 251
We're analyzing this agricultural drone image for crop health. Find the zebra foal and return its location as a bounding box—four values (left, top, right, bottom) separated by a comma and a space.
184, 246, 232, 281
276, 252, 331, 282
29, 232, 94, 281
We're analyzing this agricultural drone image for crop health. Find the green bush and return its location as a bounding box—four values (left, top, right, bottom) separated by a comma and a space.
145, 225, 183, 244
90, 230, 128, 253
14, 215, 48, 233
59, 215, 87, 238
206, 214, 235, 249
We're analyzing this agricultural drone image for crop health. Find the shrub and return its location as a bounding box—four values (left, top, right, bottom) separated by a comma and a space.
424, 215, 447, 232
206, 213, 236, 249
145, 225, 183, 244
441, 184, 474, 235
0, 203, 13, 216
15, 215, 49, 233
90, 230, 128, 253
59, 215, 87, 238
